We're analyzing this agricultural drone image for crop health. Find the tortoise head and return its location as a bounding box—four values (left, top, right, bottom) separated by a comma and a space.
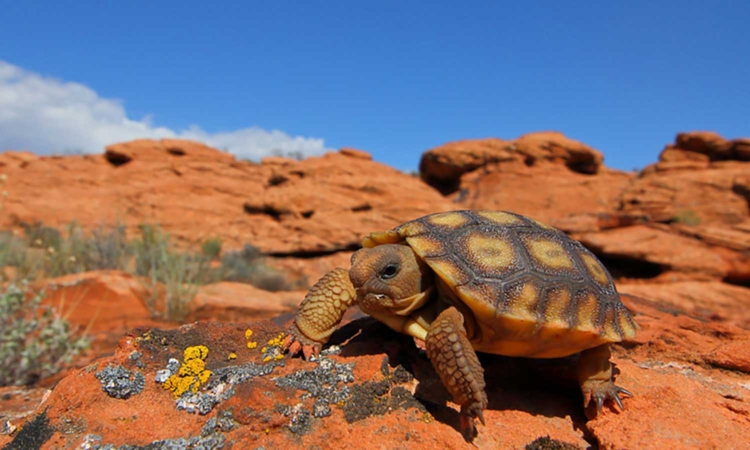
349, 244, 434, 316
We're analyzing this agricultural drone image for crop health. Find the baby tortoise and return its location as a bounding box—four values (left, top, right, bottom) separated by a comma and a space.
284, 210, 637, 438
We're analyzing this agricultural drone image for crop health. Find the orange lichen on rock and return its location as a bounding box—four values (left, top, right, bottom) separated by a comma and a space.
162, 345, 212, 399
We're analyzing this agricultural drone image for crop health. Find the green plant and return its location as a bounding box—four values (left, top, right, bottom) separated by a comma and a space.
218, 244, 296, 292
0, 232, 43, 281
43, 223, 92, 277
88, 223, 132, 270
2, 221, 301, 320
132, 224, 208, 321
672, 209, 701, 226
19, 222, 132, 278
0, 282, 89, 386
201, 237, 223, 259
22, 221, 62, 250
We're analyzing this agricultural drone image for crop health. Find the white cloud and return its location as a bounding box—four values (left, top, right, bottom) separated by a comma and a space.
0, 61, 329, 160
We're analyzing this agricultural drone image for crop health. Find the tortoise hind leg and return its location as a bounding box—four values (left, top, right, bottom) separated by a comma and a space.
577, 343, 632, 417
425, 306, 488, 441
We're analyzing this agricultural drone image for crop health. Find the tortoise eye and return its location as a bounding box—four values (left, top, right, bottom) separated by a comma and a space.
379, 263, 399, 280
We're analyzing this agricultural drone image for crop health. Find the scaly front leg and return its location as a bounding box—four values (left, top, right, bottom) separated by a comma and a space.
284, 268, 357, 359
425, 307, 488, 441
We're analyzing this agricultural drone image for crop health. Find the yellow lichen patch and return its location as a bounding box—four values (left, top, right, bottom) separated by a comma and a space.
134, 330, 152, 346
525, 238, 574, 271
227, 352, 237, 360
267, 332, 286, 347
477, 211, 523, 226
245, 328, 259, 350
425, 211, 469, 229
580, 252, 610, 285
260, 332, 288, 363
183, 345, 209, 361
461, 233, 517, 276
178, 357, 206, 376
162, 345, 213, 399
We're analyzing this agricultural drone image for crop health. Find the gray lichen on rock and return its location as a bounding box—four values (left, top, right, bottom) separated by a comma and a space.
95, 365, 145, 399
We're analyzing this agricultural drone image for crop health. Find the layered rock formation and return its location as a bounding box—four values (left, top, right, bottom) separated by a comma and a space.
2, 131, 750, 449
0, 139, 452, 257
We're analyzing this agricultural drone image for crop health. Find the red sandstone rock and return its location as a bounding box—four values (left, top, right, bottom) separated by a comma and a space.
618, 280, 750, 329
35, 271, 158, 355
573, 225, 729, 279
661, 131, 750, 162
0, 141, 453, 257
419, 131, 607, 196
189, 282, 305, 322
622, 161, 750, 224
338, 147, 373, 160
455, 164, 633, 224
2, 292, 749, 450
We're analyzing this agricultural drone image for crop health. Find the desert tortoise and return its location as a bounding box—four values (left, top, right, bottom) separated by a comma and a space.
284, 210, 637, 438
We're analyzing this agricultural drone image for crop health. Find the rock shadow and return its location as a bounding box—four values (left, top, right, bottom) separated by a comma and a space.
326, 317, 607, 442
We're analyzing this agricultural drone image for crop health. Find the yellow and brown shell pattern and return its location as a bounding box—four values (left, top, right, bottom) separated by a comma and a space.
362, 210, 638, 358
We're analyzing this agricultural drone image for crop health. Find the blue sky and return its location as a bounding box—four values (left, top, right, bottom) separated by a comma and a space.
1, 1, 747, 172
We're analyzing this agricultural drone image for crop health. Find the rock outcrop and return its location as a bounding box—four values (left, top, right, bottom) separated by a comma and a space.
0, 139, 453, 257
620, 132, 750, 225
419, 132, 634, 224
1, 293, 749, 450
3, 131, 750, 449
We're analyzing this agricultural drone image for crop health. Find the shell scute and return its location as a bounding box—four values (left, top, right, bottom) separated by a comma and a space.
518, 231, 584, 282
454, 228, 522, 280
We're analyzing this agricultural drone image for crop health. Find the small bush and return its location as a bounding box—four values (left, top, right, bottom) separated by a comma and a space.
201, 237, 223, 259
0, 232, 43, 281
133, 224, 208, 321
22, 221, 62, 250
43, 223, 92, 277
0, 282, 89, 386
88, 224, 132, 270
218, 244, 296, 292
2, 222, 300, 320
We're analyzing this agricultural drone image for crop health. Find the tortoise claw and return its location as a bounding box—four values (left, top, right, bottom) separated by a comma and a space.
582, 381, 632, 418
616, 386, 633, 398
613, 393, 624, 411
459, 399, 487, 442
282, 328, 321, 361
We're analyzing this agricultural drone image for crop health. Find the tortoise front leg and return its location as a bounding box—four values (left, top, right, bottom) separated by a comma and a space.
578, 343, 632, 416
425, 306, 488, 441
284, 268, 356, 359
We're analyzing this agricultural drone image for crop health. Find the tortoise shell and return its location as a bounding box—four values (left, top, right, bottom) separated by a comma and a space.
362, 210, 637, 358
